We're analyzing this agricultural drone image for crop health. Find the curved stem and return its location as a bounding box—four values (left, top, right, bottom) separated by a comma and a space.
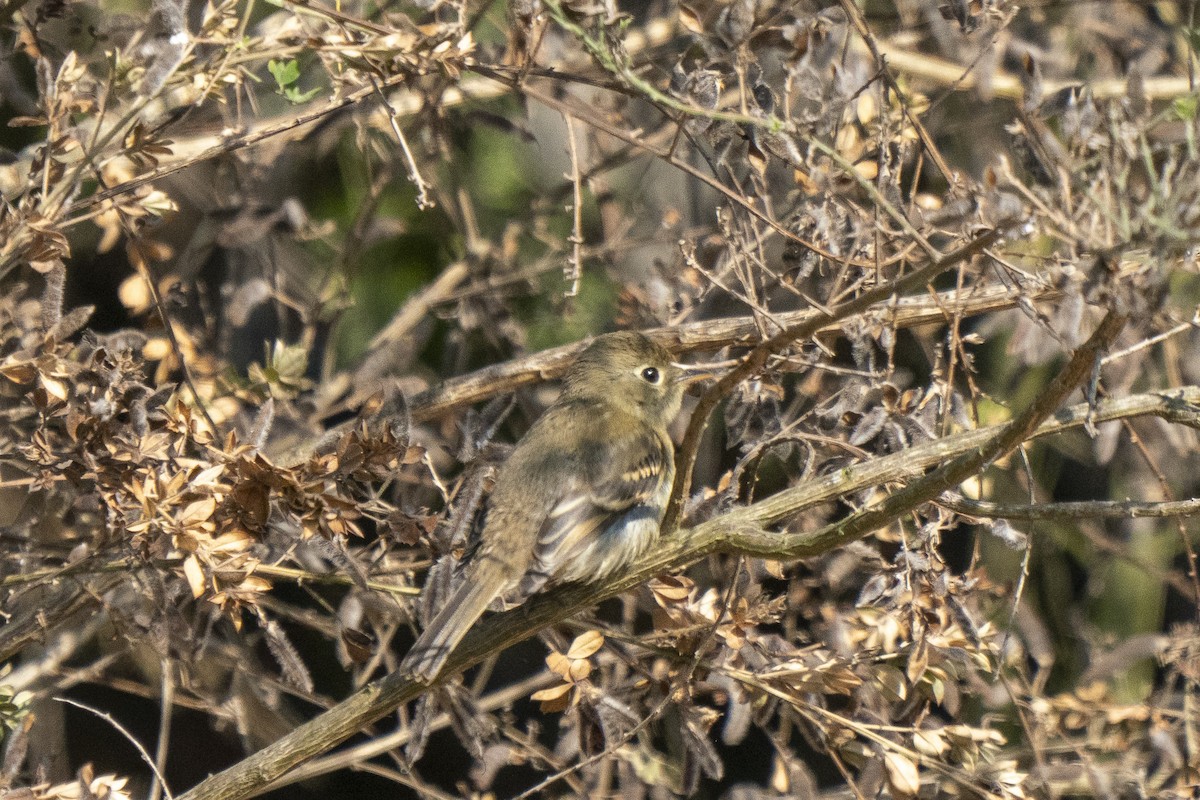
175, 307, 1136, 800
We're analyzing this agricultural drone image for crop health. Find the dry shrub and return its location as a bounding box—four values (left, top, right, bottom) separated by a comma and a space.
2, 0, 1200, 798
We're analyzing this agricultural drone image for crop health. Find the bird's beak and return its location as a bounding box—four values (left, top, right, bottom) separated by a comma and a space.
672, 362, 719, 388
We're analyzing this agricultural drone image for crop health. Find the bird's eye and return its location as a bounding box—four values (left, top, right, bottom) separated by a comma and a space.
640, 366, 661, 384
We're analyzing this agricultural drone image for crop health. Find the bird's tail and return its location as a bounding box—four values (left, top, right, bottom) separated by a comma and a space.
400, 556, 508, 682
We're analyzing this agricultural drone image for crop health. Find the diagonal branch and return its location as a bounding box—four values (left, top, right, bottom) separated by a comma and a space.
663, 225, 1009, 530
176, 308, 1138, 800
286, 276, 1055, 466
722, 307, 1127, 556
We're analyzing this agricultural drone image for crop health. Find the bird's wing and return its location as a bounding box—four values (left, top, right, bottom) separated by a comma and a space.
517, 428, 671, 598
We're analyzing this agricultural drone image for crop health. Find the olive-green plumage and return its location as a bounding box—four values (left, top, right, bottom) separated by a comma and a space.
401, 332, 691, 682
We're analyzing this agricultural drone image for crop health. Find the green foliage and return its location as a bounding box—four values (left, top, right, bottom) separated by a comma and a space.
268, 58, 320, 104
0, 665, 30, 739
1173, 94, 1198, 121
249, 340, 312, 399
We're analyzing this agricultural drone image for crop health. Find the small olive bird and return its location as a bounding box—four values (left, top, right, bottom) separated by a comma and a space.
401, 331, 701, 682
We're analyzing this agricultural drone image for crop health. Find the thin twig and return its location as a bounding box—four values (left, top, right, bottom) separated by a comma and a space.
400, 277, 1043, 431
664, 225, 1008, 530
57, 696, 176, 800
149, 658, 176, 800
837, 0, 956, 187
563, 114, 584, 298
370, 75, 434, 210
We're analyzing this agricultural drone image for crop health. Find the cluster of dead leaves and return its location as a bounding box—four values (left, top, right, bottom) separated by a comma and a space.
0, 286, 422, 628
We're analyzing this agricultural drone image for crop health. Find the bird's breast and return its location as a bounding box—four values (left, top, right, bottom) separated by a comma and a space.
557, 466, 672, 584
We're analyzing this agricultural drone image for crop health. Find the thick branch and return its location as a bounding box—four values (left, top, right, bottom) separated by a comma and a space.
708, 385, 1200, 548
179, 328, 1189, 800
723, 308, 1127, 556
940, 494, 1200, 520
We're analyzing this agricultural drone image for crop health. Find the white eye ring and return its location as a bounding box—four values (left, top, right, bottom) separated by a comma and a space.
640, 366, 661, 384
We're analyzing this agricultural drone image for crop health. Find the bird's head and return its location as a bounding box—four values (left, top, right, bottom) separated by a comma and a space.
561, 331, 707, 426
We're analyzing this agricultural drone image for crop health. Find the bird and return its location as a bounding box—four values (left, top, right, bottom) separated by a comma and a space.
400, 331, 702, 682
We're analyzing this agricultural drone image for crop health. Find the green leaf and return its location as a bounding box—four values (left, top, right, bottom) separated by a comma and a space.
1173, 95, 1199, 121
284, 85, 321, 103
268, 59, 301, 89
268, 59, 320, 104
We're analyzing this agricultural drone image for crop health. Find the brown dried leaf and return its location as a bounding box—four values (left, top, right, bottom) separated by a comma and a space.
232, 481, 270, 527
678, 4, 705, 34
39, 374, 68, 402
177, 497, 217, 528
566, 630, 604, 660
0, 360, 37, 384
650, 575, 693, 603
546, 650, 572, 680
183, 555, 206, 598
883, 751, 920, 800
568, 660, 591, 682
341, 628, 374, 664
913, 728, 949, 757
530, 682, 573, 712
